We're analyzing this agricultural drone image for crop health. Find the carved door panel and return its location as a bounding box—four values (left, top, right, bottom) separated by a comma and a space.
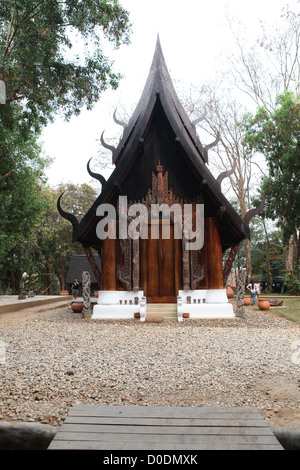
146, 220, 178, 303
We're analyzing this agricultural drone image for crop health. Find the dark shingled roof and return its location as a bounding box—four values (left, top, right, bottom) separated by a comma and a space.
66, 254, 101, 284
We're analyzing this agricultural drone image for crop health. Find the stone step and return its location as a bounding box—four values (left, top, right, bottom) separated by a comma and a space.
147, 303, 177, 310
146, 303, 178, 321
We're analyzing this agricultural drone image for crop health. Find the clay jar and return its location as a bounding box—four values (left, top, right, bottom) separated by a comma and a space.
71, 301, 84, 313
226, 283, 234, 299
244, 296, 251, 306
258, 299, 270, 310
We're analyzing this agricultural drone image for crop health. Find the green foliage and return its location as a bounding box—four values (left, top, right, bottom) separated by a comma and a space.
282, 274, 300, 295
240, 92, 300, 287
0, 180, 98, 293
0, 102, 50, 272
241, 92, 300, 232
30, 182, 98, 293
0, 0, 131, 122
0, 1, 131, 292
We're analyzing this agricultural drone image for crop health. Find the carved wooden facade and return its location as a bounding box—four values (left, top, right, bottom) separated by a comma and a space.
58, 38, 261, 303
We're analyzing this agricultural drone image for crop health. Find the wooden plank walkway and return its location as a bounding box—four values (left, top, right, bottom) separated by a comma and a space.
48, 405, 283, 450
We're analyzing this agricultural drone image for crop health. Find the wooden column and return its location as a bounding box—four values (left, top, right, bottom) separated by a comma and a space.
83, 247, 101, 289
205, 217, 224, 289
101, 221, 117, 290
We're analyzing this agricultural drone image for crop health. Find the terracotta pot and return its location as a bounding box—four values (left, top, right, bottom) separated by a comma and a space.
71, 301, 84, 313
244, 296, 251, 306
94, 291, 99, 298
183, 312, 190, 318
226, 283, 234, 299
258, 299, 270, 311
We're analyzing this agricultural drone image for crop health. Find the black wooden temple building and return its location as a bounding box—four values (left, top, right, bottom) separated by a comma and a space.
58, 38, 263, 320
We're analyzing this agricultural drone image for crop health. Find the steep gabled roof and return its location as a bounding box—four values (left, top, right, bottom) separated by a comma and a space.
112, 35, 208, 166
59, 37, 252, 249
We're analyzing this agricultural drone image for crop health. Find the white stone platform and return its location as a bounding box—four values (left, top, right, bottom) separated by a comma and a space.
92, 289, 234, 321
92, 291, 144, 320
177, 289, 235, 321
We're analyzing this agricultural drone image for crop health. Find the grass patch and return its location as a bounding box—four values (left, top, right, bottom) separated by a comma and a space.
268, 298, 300, 323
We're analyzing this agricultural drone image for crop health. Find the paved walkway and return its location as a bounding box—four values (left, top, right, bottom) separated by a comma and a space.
0, 295, 71, 314
0, 295, 67, 305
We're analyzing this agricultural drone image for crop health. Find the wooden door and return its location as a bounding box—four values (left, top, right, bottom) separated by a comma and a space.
146, 220, 180, 303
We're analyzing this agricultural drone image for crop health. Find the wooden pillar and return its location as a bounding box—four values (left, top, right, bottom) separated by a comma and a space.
140, 223, 148, 294
83, 246, 101, 289
101, 222, 116, 290
205, 217, 224, 289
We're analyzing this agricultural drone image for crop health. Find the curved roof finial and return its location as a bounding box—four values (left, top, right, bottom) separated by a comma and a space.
87, 158, 107, 188
192, 108, 208, 127
243, 193, 266, 228
113, 109, 127, 130
100, 131, 116, 159
57, 193, 79, 241
217, 161, 237, 186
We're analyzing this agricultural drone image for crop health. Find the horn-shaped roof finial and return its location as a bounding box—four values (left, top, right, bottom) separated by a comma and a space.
57, 193, 79, 241
87, 158, 107, 189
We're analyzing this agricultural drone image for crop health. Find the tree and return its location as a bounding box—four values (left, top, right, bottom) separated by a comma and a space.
0, 181, 98, 293
183, 83, 261, 280
32, 182, 98, 293
227, 6, 300, 113
0, 101, 50, 292
182, 6, 300, 282
0, 0, 131, 122
241, 91, 300, 289
0, 1, 131, 292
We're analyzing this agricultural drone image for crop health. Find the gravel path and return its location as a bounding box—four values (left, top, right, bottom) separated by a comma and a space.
0, 304, 299, 429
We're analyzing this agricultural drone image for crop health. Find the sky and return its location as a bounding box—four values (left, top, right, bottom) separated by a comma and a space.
41, 0, 300, 187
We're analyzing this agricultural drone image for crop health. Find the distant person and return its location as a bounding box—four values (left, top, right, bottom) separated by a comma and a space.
71, 278, 80, 299
254, 281, 261, 302
247, 280, 256, 305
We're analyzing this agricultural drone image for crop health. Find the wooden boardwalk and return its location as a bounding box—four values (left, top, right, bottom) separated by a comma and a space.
48, 405, 283, 450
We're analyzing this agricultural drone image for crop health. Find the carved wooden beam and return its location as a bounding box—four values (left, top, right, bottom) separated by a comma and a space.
83, 246, 102, 289
117, 238, 132, 291
223, 243, 240, 287
190, 249, 205, 290
132, 239, 139, 293
182, 234, 190, 291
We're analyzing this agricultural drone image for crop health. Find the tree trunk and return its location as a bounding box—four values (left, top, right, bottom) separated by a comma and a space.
244, 238, 252, 282
262, 219, 272, 291
11, 270, 16, 294
296, 231, 300, 280
61, 260, 65, 291
286, 234, 295, 276
239, 183, 253, 282
28, 273, 32, 292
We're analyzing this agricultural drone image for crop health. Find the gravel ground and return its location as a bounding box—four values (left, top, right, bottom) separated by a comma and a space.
0, 303, 299, 429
